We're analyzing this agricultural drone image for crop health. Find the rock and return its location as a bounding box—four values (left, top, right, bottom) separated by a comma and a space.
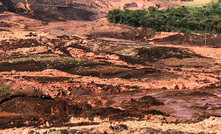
11, 70, 16, 75
107, 54, 119, 60
45, 121, 50, 127
149, 115, 166, 123
82, 40, 88, 44
86, 52, 95, 58
54, 50, 64, 55
64, 40, 78, 47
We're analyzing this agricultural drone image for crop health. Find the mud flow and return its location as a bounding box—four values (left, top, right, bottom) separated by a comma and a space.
0, 13, 221, 133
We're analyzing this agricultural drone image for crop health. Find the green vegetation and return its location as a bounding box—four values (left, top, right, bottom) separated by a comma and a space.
0, 85, 11, 95
106, 2, 221, 34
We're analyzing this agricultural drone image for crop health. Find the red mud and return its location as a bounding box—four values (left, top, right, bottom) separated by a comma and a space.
0, 10, 220, 133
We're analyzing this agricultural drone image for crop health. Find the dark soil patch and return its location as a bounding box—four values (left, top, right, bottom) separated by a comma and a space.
20, 6, 96, 21
0, 115, 39, 129
0, 60, 46, 71
67, 65, 132, 77
118, 68, 157, 79
118, 54, 145, 64
0, 39, 43, 50
142, 110, 168, 116
23, 76, 71, 83
94, 84, 121, 92
67, 65, 156, 79
187, 91, 217, 97
136, 47, 203, 62
94, 43, 203, 64
0, 27, 10, 31
138, 96, 164, 106
0, 95, 82, 128
81, 106, 167, 121
57, 7, 96, 21
153, 33, 221, 48
0, 96, 81, 115
0, 54, 98, 72
161, 90, 216, 98
80, 107, 142, 121
121, 96, 164, 109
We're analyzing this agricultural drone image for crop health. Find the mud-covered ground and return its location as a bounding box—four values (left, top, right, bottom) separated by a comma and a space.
0, 12, 221, 133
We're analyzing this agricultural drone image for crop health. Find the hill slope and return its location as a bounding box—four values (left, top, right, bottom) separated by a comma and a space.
0, 0, 180, 21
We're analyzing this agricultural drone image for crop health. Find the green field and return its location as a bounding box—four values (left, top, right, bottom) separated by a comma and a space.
180, 0, 217, 7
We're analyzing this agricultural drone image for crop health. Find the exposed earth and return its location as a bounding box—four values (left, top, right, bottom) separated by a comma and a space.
0, 2, 221, 134
0, 0, 180, 21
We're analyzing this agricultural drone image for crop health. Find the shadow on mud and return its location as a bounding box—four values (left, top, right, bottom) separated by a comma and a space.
0, 94, 82, 129
153, 33, 221, 48
0, 94, 168, 129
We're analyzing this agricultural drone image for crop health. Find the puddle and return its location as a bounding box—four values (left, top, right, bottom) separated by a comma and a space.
111, 90, 221, 118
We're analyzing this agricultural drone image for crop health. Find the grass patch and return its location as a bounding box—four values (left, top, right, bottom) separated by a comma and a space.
0, 85, 11, 95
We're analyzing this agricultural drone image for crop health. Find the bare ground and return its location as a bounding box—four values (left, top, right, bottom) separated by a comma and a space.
0, 12, 221, 133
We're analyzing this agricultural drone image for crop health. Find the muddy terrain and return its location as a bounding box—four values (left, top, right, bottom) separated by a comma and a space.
0, 10, 221, 133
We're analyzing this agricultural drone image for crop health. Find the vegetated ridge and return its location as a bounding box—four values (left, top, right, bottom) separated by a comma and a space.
106, 1, 221, 34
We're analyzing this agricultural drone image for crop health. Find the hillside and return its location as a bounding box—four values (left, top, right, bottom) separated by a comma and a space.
0, 0, 180, 21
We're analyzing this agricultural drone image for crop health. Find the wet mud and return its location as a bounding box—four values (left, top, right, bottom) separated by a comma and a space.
0, 95, 82, 129
0, 26, 221, 132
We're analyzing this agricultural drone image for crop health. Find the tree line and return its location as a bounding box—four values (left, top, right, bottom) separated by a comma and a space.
106, 1, 221, 34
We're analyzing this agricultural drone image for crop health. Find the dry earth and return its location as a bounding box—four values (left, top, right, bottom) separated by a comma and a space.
0, 10, 221, 134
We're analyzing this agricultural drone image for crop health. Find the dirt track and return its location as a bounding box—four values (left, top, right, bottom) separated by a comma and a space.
0, 12, 221, 133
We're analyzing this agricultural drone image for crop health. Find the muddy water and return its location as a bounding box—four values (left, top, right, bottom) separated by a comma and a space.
153, 91, 221, 118
109, 90, 221, 118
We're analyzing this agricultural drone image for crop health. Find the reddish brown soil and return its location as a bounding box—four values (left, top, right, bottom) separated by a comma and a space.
0, 11, 220, 133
